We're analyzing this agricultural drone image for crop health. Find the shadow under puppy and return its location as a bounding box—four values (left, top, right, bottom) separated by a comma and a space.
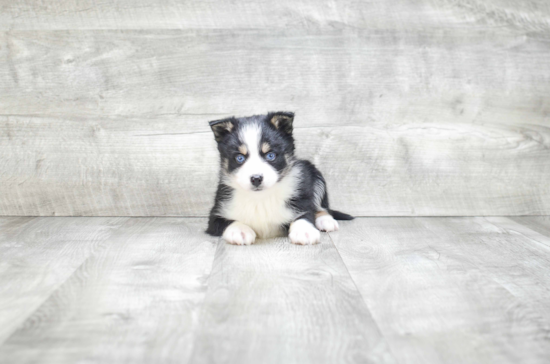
206, 112, 353, 245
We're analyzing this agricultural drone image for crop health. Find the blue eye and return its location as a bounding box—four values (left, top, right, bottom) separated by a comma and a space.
265, 152, 276, 161
235, 154, 246, 164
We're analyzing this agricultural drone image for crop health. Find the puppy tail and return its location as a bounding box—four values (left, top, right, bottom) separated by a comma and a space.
329, 209, 354, 221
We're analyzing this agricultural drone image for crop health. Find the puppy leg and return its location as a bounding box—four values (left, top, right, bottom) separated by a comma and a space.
315, 211, 339, 232
223, 221, 257, 245
289, 219, 321, 245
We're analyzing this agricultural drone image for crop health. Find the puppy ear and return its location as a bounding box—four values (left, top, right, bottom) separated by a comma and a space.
268, 111, 294, 135
209, 118, 236, 142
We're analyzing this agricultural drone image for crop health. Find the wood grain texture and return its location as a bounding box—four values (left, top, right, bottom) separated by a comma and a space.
1, 0, 547, 31
0, 216, 127, 344
1, 2, 550, 217
188, 233, 395, 364
510, 216, 550, 238
1, 29, 549, 121
0, 218, 217, 364
423, 217, 550, 324
1, 216, 550, 363
1, 116, 549, 216
329, 217, 550, 364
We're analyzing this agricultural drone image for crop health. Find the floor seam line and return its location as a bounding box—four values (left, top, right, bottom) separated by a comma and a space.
184, 237, 222, 364
0, 217, 131, 346
326, 231, 401, 364
419, 217, 550, 321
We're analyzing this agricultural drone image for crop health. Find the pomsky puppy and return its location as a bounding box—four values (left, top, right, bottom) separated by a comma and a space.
206, 111, 353, 245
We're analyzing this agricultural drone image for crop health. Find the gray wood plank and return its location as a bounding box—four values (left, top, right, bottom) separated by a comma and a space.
329, 217, 550, 364
0, 216, 34, 234
1, 29, 549, 123
487, 216, 550, 250
0, 217, 128, 344
2, 114, 549, 216
0, 218, 217, 364
2, 0, 547, 31
510, 216, 550, 239
188, 234, 395, 364
2, 26, 550, 217
422, 217, 550, 323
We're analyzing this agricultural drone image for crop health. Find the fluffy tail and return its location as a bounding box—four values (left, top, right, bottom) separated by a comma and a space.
329, 209, 354, 220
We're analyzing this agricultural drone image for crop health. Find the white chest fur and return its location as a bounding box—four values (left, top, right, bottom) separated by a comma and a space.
221, 167, 300, 238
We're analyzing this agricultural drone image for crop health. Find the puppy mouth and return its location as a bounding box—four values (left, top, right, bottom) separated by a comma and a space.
251, 186, 263, 192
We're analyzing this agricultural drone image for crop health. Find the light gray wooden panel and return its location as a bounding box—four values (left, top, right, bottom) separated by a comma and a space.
2, 116, 549, 216
0, 218, 217, 364
2, 26, 550, 216
487, 217, 550, 250
510, 216, 550, 238
329, 217, 550, 364
0, 114, 218, 216
2, 0, 547, 30
423, 217, 550, 320
188, 234, 395, 364
0, 216, 34, 234
1, 29, 549, 124
0, 216, 127, 344
0, 0, 412, 30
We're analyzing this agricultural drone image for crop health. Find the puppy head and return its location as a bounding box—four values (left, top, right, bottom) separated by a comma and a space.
209, 112, 295, 191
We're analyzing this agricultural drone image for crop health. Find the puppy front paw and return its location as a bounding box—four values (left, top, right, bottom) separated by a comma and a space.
222, 222, 256, 245
315, 214, 339, 232
289, 219, 320, 245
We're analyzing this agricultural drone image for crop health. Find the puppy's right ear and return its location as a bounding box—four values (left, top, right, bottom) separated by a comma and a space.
209, 118, 236, 143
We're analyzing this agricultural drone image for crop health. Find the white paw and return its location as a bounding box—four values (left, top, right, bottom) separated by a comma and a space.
315, 214, 339, 232
289, 219, 321, 245
222, 222, 256, 245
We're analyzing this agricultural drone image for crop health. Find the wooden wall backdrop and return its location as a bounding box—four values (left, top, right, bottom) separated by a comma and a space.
0, 1, 549, 216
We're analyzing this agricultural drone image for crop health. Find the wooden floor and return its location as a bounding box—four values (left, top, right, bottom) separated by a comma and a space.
1, 216, 550, 363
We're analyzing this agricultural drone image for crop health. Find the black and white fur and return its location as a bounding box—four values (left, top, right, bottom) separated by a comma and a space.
206, 111, 353, 245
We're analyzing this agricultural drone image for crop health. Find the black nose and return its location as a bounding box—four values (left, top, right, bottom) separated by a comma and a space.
250, 175, 263, 187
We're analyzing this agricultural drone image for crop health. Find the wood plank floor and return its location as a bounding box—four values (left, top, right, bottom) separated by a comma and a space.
0, 217, 549, 363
